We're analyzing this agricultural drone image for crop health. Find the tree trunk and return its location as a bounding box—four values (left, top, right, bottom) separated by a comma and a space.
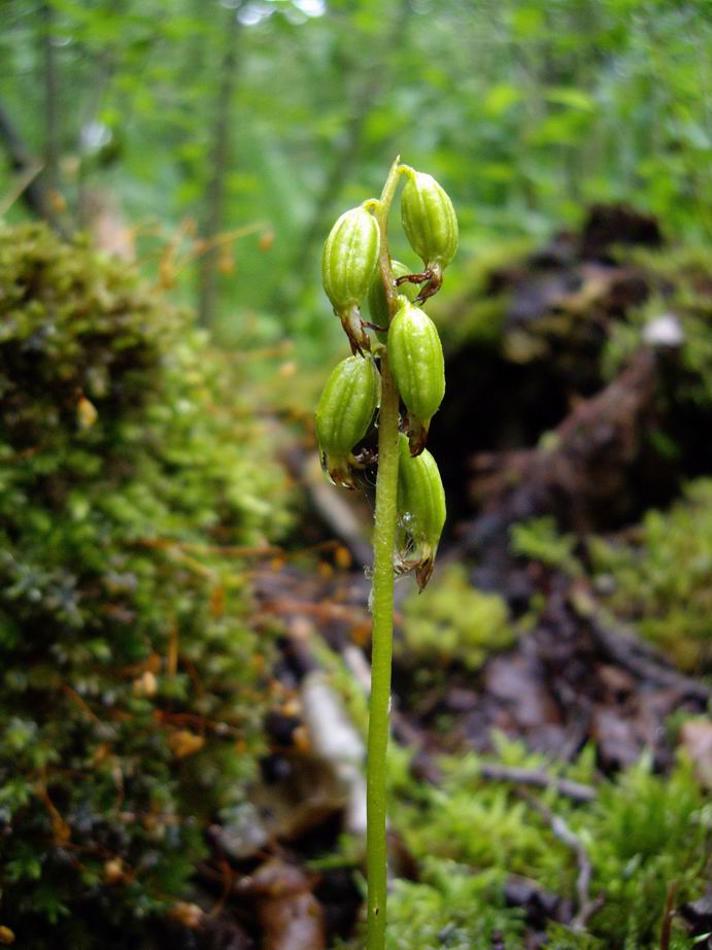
42, 0, 59, 200
197, 3, 242, 328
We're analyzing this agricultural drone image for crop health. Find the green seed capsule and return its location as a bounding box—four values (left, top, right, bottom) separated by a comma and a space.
400, 168, 458, 300
397, 434, 446, 590
401, 169, 458, 270
322, 205, 380, 355
367, 259, 418, 344
315, 355, 379, 489
388, 299, 445, 455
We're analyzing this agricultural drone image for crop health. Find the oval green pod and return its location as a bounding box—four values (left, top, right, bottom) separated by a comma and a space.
397, 434, 446, 590
322, 205, 380, 355
400, 169, 458, 272
367, 259, 417, 344
315, 355, 379, 489
388, 299, 445, 455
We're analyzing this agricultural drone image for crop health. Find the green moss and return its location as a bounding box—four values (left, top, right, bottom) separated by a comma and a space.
381, 742, 708, 950
583, 756, 707, 948
0, 224, 293, 946
386, 861, 524, 949
335, 738, 707, 949
396, 565, 515, 673
604, 245, 712, 408
396, 746, 573, 879
590, 479, 712, 670
542, 925, 606, 949
510, 515, 581, 574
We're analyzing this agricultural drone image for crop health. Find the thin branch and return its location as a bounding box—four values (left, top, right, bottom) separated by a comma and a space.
524, 793, 603, 932
0, 159, 43, 217
478, 763, 596, 804
587, 612, 712, 703
659, 881, 679, 950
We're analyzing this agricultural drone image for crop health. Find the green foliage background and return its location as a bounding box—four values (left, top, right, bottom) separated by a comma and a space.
3, 0, 712, 358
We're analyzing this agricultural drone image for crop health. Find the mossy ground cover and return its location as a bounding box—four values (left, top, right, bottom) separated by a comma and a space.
326, 714, 710, 949
317, 554, 711, 949
385, 747, 710, 950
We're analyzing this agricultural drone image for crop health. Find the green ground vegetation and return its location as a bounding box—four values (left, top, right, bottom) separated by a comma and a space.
590, 480, 712, 671
396, 565, 515, 673
0, 224, 293, 947
334, 740, 711, 950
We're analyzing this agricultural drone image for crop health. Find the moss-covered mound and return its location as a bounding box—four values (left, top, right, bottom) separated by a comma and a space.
589, 480, 712, 671
0, 224, 292, 947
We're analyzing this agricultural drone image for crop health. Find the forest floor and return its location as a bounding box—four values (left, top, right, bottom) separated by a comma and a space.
168, 205, 712, 950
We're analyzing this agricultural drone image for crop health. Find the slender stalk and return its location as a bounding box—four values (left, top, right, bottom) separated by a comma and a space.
366, 156, 403, 950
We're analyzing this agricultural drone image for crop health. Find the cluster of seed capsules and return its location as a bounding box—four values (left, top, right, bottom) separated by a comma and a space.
315, 165, 457, 590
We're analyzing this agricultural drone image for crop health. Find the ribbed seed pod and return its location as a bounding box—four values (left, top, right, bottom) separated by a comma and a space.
400, 168, 458, 300
401, 170, 458, 270
367, 259, 417, 344
397, 434, 446, 590
315, 355, 379, 489
321, 205, 380, 355
388, 299, 445, 455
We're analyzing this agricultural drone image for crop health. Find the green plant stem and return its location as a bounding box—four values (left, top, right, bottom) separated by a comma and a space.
366, 156, 403, 950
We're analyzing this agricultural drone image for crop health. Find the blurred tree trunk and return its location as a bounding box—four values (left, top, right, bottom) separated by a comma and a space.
76, 0, 126, 229
198, 2, 243, 328
41, 0, 61, 219
0, 2, 64, 231
275, 0, 412, 312
76, 47, 114, 229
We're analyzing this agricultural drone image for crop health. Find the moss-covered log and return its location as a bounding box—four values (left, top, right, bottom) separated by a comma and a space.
0, 224, 292, 947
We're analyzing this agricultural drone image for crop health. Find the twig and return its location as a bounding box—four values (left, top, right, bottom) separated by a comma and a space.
337, 651, 597, 804
523, 793, 603, 932
135, 537, 282, 559
659, 881, 679, 950
478, 763, 596, 804
0, 159, 43, 217
0, 99, 66, 233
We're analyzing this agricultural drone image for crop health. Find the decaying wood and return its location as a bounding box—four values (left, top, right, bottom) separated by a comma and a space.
585, 609, 712, 705
238, 859, 326, 950
468, 347, 660, 535
301, 670, 367, 836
